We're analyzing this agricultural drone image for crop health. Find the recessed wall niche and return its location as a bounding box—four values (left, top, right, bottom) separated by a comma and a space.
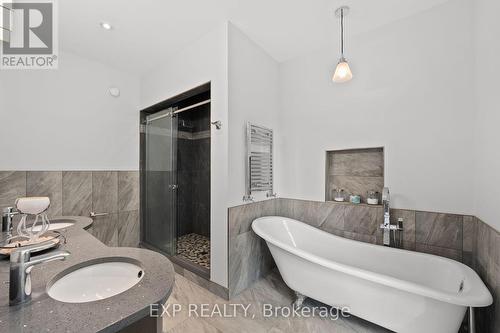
325, 147, 384, 204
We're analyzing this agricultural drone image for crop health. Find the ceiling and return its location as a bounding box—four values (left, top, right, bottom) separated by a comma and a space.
59, 0, 452, 75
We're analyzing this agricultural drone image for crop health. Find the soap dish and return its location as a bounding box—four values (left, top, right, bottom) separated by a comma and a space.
0, 231, 63, 258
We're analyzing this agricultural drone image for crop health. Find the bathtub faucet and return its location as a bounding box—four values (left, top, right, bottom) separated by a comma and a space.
380, 187, 401, 246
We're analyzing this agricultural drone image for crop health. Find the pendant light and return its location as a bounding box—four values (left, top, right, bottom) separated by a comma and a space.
0, 1, 12, 42
332, 6, 353, 83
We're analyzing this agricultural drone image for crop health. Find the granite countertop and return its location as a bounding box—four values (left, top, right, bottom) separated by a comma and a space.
0, 216, 175, 333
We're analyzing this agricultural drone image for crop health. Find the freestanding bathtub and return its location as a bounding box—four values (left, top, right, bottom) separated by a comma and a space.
252, 216, 492, 333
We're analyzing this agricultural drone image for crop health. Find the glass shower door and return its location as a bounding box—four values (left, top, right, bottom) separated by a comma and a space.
144, 108, 177, 255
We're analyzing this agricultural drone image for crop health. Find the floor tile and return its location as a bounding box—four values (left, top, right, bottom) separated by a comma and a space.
165, 272, 390, 333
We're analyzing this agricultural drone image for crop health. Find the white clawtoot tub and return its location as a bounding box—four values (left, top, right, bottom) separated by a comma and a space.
252, 216, 492, 333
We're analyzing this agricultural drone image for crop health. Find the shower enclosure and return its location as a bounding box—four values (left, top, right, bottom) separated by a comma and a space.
140, 83, 211, 277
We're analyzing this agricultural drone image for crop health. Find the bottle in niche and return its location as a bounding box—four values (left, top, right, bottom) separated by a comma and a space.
333, 189, 346, 202
366, 191, 379, 205
349, 194, 361, 204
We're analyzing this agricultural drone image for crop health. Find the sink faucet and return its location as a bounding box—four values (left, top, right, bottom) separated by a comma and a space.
2, 207, 18, 233
9, 241, 70, 306
2, 207, 19, 247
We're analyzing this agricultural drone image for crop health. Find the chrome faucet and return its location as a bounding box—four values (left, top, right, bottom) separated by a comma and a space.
378, 187, 394, 246
382, 188, 391, 245
2, 207, 18, 246
9, 241, 70, 306
2, 207, 18, 233
379, 187, 404, 247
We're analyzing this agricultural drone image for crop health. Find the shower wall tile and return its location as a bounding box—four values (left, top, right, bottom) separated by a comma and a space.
118, 210, 140, 247
415, 212, 463, 250
118, 171, 139, 212
62, 171, 92, 216
0, 171, 26, 207
92, 171, 118, 214
176, 130, 210, 238
192, 168, 210, 237
26, 171, 62, 217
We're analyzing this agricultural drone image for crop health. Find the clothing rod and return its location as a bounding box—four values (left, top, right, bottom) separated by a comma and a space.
146, 99, 211, 123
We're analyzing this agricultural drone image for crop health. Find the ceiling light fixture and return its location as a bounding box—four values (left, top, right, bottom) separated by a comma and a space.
332, 6, 353, 83
100, 22, 113, 30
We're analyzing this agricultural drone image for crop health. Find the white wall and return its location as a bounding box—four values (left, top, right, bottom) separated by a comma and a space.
473, 0, 500, 230
140, 22, 281, 287
140, 23, 229, 287
0, 51, 140, 170
227, 23, 280, 206
277, 0, 475, 215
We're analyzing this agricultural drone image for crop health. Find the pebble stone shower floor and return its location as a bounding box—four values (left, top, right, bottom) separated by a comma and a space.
176, 233, 210, 269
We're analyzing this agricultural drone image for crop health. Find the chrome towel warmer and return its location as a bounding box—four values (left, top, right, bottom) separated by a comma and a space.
244, 122, 275, 202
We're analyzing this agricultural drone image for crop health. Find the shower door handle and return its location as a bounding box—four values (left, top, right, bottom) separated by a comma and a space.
169, 184, 178, 190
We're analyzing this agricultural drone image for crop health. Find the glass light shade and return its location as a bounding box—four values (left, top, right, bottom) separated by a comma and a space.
332, 60, 353, 83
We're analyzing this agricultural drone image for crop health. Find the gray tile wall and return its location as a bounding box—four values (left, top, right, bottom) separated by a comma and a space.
176, 105, 211, 239
228, 199, 276, 298
0, 170, 140, 248
473, 218, 499, 333
326, 148, 384, 203
177, 137, 210, 238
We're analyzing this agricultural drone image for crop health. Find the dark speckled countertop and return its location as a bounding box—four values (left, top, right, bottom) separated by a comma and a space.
0, 216, 175, 333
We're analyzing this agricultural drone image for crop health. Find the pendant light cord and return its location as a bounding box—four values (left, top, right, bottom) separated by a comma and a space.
340, 8, 345, 59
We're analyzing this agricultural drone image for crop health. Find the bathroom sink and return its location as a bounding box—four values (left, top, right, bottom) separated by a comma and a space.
47, 259, 144, 303
30, 218, 75, 232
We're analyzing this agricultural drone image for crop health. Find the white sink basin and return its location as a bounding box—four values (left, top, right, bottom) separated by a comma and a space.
31, 219, 74, 232
47, 261, 144, 303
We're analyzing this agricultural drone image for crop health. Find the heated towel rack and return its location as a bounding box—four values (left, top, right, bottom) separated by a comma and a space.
244, 122, 275, 201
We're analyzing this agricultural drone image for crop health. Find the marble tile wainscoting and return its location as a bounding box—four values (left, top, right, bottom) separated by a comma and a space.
228, 199, 277, 298
0, 171, 140, 247
474, 219, 500, 333
228, 197, 499, 332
